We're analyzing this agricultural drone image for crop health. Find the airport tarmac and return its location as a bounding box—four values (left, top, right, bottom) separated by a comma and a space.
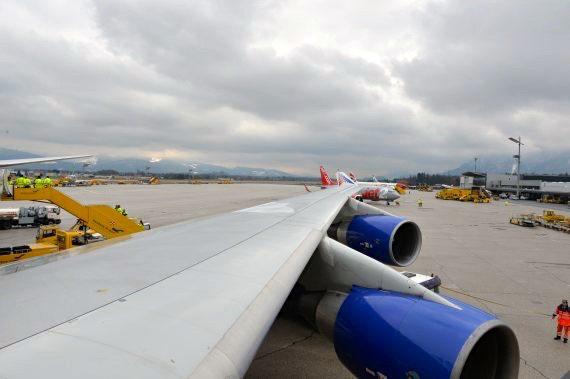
1, 184, 570, 378
386, 192, 570, 379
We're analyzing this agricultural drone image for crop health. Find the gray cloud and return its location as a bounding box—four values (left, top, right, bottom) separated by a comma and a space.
393, 0, 570, 114
93, 1, 386, 121
0, 0, 569, 176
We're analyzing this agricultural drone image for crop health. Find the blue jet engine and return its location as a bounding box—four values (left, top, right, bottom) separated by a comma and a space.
293, 287, 519, 379
328, 215, 421, 266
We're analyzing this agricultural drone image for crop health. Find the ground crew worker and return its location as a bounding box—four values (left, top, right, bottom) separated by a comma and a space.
16, 174, 26, 188
553, 299, 570, 343
44, 175, 52, 187
7, 175, 13, 186
417, 199, 423, 208
115, 205, 124, 215
34, 174, 44, 189
24, 175, 31, 188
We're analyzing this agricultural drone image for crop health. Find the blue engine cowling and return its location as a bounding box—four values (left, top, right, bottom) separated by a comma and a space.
333, 287, 519, 379
327, 215, 421, 266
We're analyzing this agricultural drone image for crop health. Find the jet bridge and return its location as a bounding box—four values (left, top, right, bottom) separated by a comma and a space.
1, 171, 143, 239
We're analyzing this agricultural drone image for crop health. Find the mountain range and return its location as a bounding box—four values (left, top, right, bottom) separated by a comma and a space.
3, 148, 569, 178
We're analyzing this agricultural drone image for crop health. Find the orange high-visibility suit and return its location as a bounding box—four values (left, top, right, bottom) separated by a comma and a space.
553, 304, 570, 339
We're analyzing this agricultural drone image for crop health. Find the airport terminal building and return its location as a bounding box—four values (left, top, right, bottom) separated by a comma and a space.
484, 173, 570, 200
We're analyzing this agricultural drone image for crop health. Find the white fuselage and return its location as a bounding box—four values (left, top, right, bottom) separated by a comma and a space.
360, 185, 401, 202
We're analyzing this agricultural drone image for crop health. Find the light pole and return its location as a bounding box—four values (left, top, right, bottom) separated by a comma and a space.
508, 136, 524, 198
474, 157, 478, 172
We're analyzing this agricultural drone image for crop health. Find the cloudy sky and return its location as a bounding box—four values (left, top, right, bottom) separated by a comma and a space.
1, 0, 569, 175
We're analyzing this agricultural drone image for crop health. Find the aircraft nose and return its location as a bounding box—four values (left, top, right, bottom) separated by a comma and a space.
389, 191, 400, 200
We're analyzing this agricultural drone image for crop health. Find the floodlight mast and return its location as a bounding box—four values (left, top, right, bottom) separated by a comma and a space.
508, 137, 524, 198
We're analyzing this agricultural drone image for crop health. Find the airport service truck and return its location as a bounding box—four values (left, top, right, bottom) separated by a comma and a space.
0, 206, 61, 230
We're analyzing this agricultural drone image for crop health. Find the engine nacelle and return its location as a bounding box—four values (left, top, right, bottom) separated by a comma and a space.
305, 288, 519, 379
327, 215, 421, 266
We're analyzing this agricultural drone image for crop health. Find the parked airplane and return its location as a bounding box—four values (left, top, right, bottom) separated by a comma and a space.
0, 159, 519, 378
320, 166, 401, 203
319, 165, 336, 187
351, 171, 407, 190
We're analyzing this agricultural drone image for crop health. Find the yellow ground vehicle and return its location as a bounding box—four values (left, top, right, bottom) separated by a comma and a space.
149, 176, 160, 185
75, 179, 104, 186
436, 187, 462, 200
0, 243, 58, 264
436, 187, 490, 203
1, 216, 149, 264
1, 186, 148, 264
510, 214, 537, 227
53, 177, 71, 187
417, 183, 433, 192
540, 210, 566, 223
541, 195, 566, 204
511, 210, 570, 234
37, 222, 104, 249
0, 223, 104, 264
458, 188, 490, 203
2, 187, 143, 238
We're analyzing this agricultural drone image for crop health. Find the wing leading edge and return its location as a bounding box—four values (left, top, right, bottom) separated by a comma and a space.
0, 155, 93, 168
0, 184, 359, 378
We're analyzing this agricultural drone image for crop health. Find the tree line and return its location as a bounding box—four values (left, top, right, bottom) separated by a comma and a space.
393, 173, 459, 186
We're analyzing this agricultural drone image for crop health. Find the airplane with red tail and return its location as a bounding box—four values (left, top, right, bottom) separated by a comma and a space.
320, 166, 400, 203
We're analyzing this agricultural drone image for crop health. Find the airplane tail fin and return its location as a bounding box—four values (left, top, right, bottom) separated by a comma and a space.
348, 172, 357, 182
320, 166, 335, 186
336, 171, 356, 186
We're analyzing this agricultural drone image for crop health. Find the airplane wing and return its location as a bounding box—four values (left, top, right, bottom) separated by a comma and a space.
0, 155, 93, 168
0, 185, 358, 377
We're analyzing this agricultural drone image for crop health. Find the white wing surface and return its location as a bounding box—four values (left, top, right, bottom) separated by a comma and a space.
0, 155, 92, 168
0, 185, 358, 378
